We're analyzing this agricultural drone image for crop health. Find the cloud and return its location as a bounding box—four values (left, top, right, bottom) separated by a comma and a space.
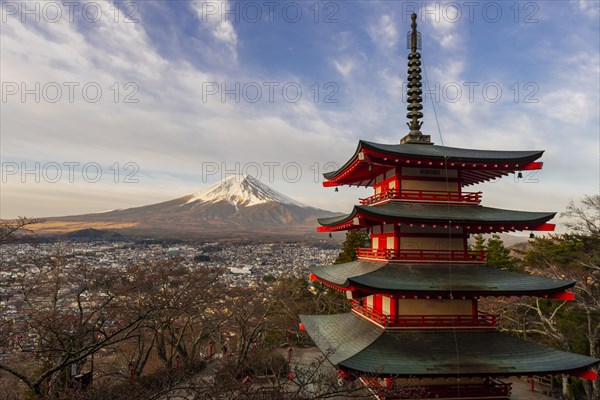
331, 31, 353, 52
367, 14, 399, 51
573, 0, 600, 18
333, 59, 355, 78
0, 0, 598, 225
541, 90, 590, 125
0, 2, 361, 217
420, 1, 464, 51
438, 32, 458, 49
378, 68, 404, 98
190, 1, 239, 62
212, 18, 237, 46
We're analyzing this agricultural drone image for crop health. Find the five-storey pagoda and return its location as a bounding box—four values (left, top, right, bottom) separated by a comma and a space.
300, 13, 598, 399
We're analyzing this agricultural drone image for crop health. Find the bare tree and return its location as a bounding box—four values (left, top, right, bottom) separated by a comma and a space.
223, 287, 274, 370
0, 246, 148, 398
484, 195, 600, 399
124, 258, 225, 372
266, 276, 348, 346
562, 194, 600, 238
0, 217, 44, 246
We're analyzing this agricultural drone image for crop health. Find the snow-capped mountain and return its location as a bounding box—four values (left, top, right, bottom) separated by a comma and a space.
41, 175, 338, 240
186, 174, 307, 209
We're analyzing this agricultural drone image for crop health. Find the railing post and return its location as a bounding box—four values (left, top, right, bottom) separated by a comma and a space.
128, 362, 134, 385
288, 348, 294, 380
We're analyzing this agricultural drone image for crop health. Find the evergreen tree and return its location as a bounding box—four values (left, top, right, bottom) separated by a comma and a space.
486, 234, 518, 271
470, 234, 518, 271
472, 234, 486, 252
334, 229, 370, 264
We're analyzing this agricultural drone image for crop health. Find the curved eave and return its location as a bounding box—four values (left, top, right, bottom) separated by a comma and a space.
323, 141, 544, 187
309, 262, 576, 299
300, 313, 599, 378
317, 203, 556, 234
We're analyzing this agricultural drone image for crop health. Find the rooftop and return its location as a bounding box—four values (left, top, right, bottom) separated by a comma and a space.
300, 313, 598, 377
317, 202, 555, 234
310, 260, 575, 298
323, 141, 544, 187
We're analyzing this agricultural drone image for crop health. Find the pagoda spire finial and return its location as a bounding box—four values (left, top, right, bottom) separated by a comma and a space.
401, 13, 432, 145
410, 12, 419, 53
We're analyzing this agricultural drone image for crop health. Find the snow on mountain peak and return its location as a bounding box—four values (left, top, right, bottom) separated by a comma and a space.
186, 174, 308, 208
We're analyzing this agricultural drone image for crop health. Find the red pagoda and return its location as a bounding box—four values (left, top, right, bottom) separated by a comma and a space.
300, 13, 598, 399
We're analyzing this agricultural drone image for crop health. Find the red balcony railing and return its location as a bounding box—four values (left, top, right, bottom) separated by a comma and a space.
351, 300, 497, 328
364, 377, 511, 399
360, 189, 482, 205
356, 248, 486, 263
351, 299, 388, 325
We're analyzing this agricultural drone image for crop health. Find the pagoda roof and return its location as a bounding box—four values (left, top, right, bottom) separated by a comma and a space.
323, 141, 544, 187
299, 312, 599, 377
317, 203, 555, 233
310, 261, 575, 298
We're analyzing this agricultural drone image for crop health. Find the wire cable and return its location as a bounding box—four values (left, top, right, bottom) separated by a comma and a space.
423, 63, 444, 146
424, 59, 461, 395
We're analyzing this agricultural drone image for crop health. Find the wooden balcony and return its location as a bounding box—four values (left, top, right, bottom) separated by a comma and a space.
359, 189, 482, 205
351, 300, 497, 329
357, 248, 486, 263
364, 377, 511, 399
421, 380, 511, 399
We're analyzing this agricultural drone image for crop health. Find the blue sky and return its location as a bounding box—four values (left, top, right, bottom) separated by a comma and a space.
1, 0, 599, 230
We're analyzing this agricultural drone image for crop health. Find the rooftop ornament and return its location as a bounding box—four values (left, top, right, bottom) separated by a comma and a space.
401, 13, 432, 145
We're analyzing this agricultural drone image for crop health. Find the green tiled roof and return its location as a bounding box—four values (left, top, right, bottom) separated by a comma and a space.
300, 310, 382, 365
299, 313, 599, 376
311, 261, 575, 296
324, 141, 543, 180
317, 203, 555, 228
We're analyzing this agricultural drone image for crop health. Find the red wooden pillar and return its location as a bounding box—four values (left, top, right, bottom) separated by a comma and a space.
374, 294, 383, 313
389, 295, 398, 319
128, 362, 134, 384
530, 377, 535, 391
287, 348, 294, 380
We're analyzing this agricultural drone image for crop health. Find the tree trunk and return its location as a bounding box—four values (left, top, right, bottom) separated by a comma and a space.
31, 382, 44, 400
562, 374, 569, 399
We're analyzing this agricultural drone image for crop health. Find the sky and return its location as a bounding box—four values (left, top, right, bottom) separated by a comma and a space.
1, 0, 599, 231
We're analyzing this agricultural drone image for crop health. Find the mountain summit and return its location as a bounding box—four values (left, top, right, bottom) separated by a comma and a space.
39, 175, 338, 240
186, 174, 307, 209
